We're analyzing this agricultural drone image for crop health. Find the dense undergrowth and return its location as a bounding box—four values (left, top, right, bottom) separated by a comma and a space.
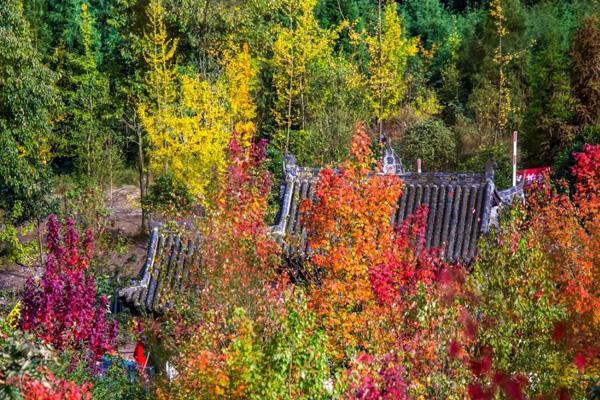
1, 130, 597, 399
1, 0, 599, 398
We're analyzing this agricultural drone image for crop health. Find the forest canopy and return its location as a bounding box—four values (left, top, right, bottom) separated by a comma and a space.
0, 0, 597, 217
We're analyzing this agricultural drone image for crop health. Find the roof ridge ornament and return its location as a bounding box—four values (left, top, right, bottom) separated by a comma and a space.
383, 146, 403, 174
284, 153, 298, 181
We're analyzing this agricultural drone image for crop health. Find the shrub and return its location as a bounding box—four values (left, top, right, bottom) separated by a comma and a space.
527, 144, 599, 362
157, 292, 334, 400
52, 354, 149, 400
154, 137, 300, 398
459, 144, 511, 189
0, 202, 39, 266
301, 124, 469, 397
397, 118, 457, 171
464, 206, 575, 398
15, 373, 91, 400
143, 173, 195, 218
20, 215, 117, 363
346, 354, 409, 400
0, 330, 57, 398
459, 145, 600, 398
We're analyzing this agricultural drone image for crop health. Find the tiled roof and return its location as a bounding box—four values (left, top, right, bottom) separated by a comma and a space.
119, 229, 202, 313
271, 150, 499, 263
120, 149, 521, 312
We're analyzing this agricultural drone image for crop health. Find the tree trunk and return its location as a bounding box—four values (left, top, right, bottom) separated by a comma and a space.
137, 123, 147, 234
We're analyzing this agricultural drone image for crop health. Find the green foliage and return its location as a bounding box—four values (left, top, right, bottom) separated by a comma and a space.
523, 37, 575, 165
0, 203, 39, 266
60, 179, 109, 230
459, 144, 511, 189
0, 0, 57, 219
0, 329, 57, 398
52, 354, 149, 400
50, 2, 123, 200
467, 207, 580, 398
398, 118, 457, 171
144, 173, 194, 217
157, 292, 337, 400
227, 297, 335, 399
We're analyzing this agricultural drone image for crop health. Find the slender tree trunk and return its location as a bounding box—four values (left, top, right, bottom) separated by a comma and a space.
137, 124, 147, 234
300, 77, 305, 131
124, 114, 148, 234
36, 217, 43, 267
108, 138, 113, 206
496, 34, 503, 146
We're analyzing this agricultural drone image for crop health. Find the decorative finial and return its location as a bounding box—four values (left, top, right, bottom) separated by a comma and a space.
382, 147, 403, 174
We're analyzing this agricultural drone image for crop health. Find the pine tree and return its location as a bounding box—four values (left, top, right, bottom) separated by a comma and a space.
570, 17, 600, 128
523, 39, 575, 165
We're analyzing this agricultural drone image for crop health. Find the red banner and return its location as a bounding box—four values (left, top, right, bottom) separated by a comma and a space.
517, 167, 551, 185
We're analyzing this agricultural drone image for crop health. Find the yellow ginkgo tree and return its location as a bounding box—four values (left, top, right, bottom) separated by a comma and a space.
271, 0, 341, 154
363, 1, 419, 137
224, 43, 258, 148
137, 0, 229, 204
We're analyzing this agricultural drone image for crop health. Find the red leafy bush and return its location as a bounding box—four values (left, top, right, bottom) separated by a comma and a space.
346, 354, 409, 400
20, 215, 117, 361
302, 124, 469, 396
527, 144, 599, 355
16, 373, 92, 400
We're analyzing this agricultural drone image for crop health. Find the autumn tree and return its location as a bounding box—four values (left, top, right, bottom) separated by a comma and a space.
224, 43, 258, 148
363, 1, 419, 138
271, 0, 339, 155
570, 17, 600, 129
138, 0, 229, 205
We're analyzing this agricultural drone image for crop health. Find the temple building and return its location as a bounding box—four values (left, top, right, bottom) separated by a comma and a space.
120, 149, 522, 313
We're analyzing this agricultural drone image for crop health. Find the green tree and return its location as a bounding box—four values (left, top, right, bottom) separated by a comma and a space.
523, 39, 575, 165
459, 143, 511, 189
0, 0, 57, 219
61, 3, 119, 187
397, 118, 457, 171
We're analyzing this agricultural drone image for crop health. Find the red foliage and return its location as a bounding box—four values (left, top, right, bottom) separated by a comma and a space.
16, 373, 92, 400
302, 124, 464, 396
20, 216, 117, 361
159, 135, 285, 363
368, 206, 439, 307
526, 144, 599, 357
571, 143, 600, 219
302, 124, 403, 354
347, 354, 409, 400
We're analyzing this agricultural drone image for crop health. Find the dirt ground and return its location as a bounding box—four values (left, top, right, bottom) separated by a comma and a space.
0, 185, 149, 298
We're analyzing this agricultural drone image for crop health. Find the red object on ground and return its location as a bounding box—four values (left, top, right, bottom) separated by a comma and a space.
134, 341, 147, 367
517, 167, 551, 185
